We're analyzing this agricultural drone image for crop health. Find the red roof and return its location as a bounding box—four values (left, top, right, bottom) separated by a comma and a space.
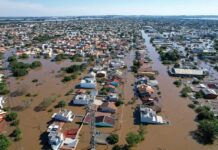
64, 128, 79, 139
95, 116, 115, 125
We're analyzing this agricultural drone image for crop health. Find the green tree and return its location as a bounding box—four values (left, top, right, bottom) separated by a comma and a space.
180, 86, 192, 97
7, 56, 17, 62
62, 76, 72, 82
197, 110, 215, 121
195, 106, 210, 113
12, 69, 28, 77
173, 80, 182, 87
112, 145, 130, 150
19, 53, 29, 59
30, 61, 42, 69
197, 119, 218, 144
125, 132, 141, 147
0, 82, 10, 95
0, 134, 10, 150
107, 134, 119, 145
195, 92, 203, 99
12, 127, 22, 141
5, 112, 18, 122
115, 100, 124, 107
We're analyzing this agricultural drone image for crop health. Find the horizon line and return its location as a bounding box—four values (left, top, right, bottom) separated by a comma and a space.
1, 15, 218, 18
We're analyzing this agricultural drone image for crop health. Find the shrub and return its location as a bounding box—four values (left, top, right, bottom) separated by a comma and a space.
126, 132, 142, 147
197, 119, 218, 144
25, 93, 31, 97
5, 112, 18, 122
34, 95, 57, 111
7, 56, 17, 62
12, 68, 28, 77
112, 145, 130, 150
173, 80, 182, 87
55, 100, 66, 108
12, 127, 22, 141
19, 53, 29, 59
62, 76, 72, 82
0, 134, 10, 150
107, 134, 119, 145
195, 106, 210, 113
115, 100, 124, 107
174, 63, 180, 68
10, 119, 19, 126
192, 80, 200, 85
188, 103, 196, 109
30, 61, 42, 69
195, 92, 204, 99
197, 110, 215, 121
0, 82, 10, 95
10, 62, 29, 70
32, 79, 38, 83
54, 54, 68, 61
180, 86, 192, 97
65, 64, 86, 73
160, 50, 180, 62
70, 55, 83, 62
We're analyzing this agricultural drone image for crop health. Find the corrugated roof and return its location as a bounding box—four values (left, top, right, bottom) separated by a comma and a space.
173, 68, 204, 75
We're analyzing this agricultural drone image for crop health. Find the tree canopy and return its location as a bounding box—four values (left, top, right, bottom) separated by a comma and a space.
0, 134, 10, 150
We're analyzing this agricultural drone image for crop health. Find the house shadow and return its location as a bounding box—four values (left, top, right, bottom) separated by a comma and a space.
46, 120, 54, 125
39, 131, 52, 150
133, 106, 141, 125
75, 84, 81, 89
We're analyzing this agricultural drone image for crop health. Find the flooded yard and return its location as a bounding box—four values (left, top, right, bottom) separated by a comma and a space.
2, 53, 88, 150
134, 31, 218, 150
2, 33, 217, 150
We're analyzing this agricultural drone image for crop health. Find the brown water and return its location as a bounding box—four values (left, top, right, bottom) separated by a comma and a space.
3, 54, 89, 150
4, 32, 218, 150
134, 31, 218, 150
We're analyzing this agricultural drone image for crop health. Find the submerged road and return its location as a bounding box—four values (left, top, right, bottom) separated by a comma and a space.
136, 31, 218, 150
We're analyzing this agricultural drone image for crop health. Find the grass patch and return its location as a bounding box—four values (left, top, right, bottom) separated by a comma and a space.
34, 95, 58, 112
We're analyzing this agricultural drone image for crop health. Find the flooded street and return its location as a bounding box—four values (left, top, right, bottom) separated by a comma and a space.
2, 52, 88, 150
136, 31, 218, 150
2, 33, 217, 150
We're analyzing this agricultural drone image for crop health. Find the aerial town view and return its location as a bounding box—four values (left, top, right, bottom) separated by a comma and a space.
0, 0, 218, 150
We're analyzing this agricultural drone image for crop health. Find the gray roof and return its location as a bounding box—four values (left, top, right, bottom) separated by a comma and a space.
173, 68, 204, 76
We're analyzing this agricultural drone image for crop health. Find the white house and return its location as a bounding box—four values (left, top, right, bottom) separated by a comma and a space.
52, 109, 75, 122
107, 93, 119, 102
140, 105, 167, 124
48, 131, 64, 150
0, 96, 5, 109
60, 138, 79, 150
79, 77, 97, 89
47, 122, 62, 133
73, 94, 91, 105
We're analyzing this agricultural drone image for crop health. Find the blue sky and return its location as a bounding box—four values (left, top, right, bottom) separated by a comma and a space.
0, 0, 218, 16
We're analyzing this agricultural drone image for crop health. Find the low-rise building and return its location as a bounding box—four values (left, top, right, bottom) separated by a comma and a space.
169, 68, 206, 78
73, 94, 91, 105
52, 110, 75, 122
140, 105, 167, 124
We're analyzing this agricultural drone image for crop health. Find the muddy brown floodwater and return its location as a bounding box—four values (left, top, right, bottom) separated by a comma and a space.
135, 31, 218, 150
3, 31, 218, 150
3, 52, 90, 150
